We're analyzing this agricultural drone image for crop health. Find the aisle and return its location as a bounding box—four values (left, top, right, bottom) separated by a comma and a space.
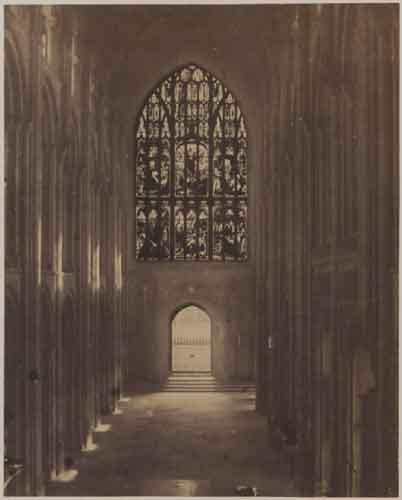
46, 391, 298, 496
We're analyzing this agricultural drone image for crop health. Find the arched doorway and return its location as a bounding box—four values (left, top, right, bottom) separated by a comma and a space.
171, 305, 211, 373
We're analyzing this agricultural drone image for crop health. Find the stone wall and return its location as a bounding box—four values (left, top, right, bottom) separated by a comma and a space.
254, 5, 398, 496
5, 6, 129, 495
4, 4, 398, 497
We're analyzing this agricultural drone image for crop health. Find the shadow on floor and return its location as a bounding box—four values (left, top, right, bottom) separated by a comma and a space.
46, 391, 298, 497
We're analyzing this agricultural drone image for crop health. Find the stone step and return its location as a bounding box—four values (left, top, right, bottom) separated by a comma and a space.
164, 384, 254, 389
162, 373, 256, 392
167, 377, 216, 382
164, 383, 254, 387
161, 387, 255, 393
168, 377, 216, 382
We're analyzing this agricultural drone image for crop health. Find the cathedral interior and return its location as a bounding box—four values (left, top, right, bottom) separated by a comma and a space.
4, 4, 398, 497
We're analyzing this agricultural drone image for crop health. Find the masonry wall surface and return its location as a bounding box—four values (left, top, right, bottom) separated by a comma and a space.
118, 7, 266, 384
4, 5, 398, 497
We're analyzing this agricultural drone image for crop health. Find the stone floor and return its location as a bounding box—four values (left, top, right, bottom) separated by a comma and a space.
46, 391, 299, 496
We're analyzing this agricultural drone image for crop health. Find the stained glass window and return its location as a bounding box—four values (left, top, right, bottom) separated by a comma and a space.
135, 64, 248, 261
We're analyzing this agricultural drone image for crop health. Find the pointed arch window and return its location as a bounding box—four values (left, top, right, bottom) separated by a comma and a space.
135, 64, 248, 262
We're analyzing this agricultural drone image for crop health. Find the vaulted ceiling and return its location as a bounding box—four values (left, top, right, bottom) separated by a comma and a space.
73, 5, 302, 124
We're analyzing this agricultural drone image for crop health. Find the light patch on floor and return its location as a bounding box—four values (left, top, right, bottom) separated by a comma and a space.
46, 391, 298, 497
52, 469, 79, 483
93, 423, 111, 432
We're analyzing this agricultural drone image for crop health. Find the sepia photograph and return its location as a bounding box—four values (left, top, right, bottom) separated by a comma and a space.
3, 2, 399, 497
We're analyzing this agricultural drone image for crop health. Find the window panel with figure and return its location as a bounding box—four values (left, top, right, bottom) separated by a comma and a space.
174, 203, 185, 260
198, 204, 209, 260
136, 202, 170, 261
185, 207, 198, 260
135, 63, 248, 261
213, 201, 247, 261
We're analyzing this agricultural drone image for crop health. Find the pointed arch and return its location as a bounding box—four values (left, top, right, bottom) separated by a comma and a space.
62, 115, 79, 273
135, 63, 248, 262
41, 77, 58, 271
170, 304, 212, 373
5, 33, 26, 268
5, 33, 25, 118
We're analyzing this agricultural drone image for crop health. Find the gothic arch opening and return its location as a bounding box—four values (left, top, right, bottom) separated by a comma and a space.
5, 36, 25, 268
171, 305, 211, 373
41, 79, 57, 271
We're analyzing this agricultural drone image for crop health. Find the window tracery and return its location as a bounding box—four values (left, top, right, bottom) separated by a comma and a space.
135, 64, 248, 262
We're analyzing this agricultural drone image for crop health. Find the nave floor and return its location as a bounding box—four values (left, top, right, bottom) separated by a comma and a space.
46, 391, 299, 497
